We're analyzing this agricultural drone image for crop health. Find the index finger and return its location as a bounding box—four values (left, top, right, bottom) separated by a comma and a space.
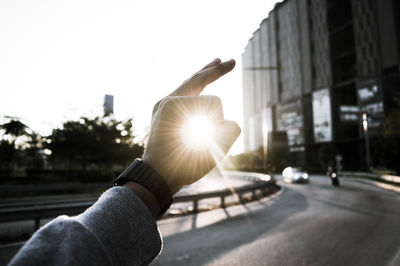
171, 59, 235, 97
201, 58, 221, 70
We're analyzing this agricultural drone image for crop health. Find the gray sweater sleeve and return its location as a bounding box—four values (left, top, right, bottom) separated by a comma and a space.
8, 186, 163, 266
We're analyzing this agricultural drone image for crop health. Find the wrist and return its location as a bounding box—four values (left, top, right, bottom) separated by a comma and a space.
142, 155, 182, 195
123, 182, 160, 217
114, 158, 173, 217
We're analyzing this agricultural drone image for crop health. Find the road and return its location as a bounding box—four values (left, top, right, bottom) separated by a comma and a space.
152, 176, 400, 266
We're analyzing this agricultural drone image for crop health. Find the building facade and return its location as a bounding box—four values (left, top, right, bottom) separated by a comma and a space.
242, 0, 400, 171
103, 94, 114, 116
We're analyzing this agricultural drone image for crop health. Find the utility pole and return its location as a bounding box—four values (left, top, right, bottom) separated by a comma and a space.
362, 112, 371, 171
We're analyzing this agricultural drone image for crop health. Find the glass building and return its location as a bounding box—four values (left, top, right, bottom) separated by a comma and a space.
242, 0, 400, 171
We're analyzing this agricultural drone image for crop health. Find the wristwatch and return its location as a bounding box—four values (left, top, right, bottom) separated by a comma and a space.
114, 158, 173, 217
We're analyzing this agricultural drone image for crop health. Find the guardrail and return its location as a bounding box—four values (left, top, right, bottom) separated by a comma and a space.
0, 183, 110, 197
0, 172, 277, 230
174, 180, 276, 214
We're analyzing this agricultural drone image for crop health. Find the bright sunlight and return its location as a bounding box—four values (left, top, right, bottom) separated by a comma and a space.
181, 116, 214, 150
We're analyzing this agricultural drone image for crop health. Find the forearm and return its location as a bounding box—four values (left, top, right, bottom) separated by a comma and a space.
9, 187, 162, 266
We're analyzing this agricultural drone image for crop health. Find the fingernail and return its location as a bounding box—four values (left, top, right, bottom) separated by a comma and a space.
226, 59, 236, 67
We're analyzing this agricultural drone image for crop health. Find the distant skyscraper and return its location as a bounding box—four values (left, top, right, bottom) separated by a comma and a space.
103, 94, 114, 116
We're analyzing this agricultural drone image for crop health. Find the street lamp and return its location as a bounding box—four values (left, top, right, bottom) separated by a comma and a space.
362, 111, 371, 171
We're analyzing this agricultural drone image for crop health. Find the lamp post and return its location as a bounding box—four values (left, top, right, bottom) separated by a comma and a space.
362, 111, 371, 171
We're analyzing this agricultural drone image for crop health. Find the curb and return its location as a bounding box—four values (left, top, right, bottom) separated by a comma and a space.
342, 176, 400, 194
340, 171, 400, 186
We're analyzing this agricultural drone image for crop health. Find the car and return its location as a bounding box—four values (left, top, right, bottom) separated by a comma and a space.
282, 167, 310, 183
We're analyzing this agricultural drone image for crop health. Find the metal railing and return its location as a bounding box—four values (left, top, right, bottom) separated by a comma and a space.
0, 183, 110, 197
174, 180, 276, 213
0, 172, 276, 230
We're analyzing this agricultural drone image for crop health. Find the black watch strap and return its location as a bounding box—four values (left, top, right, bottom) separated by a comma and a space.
114, 159, 173, 217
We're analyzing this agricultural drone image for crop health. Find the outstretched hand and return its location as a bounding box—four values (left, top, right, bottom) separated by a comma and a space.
143, 58, 240, 195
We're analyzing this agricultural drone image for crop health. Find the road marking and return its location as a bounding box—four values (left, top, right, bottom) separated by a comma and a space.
389, 247, 400, 266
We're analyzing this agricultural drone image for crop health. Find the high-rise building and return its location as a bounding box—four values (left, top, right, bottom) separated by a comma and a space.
103, 94, 114, 116
242, 0, 400, 171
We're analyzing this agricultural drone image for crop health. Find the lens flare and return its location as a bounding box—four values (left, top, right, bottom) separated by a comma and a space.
181, 116, 214, 150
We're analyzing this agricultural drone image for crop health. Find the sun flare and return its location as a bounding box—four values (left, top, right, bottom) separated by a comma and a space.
181, 116, 214, 150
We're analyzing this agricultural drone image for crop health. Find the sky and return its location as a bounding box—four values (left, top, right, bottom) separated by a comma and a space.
0, 0, 281, 154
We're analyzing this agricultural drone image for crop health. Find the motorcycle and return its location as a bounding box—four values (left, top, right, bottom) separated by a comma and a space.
327, 167, 340, 186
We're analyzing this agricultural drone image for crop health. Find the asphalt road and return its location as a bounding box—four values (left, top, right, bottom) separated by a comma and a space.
152, 176, 400, 266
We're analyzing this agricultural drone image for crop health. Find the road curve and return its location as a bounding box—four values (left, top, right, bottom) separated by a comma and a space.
152, 176, 400, 266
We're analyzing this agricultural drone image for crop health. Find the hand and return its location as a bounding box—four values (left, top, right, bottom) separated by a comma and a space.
142, 58, 241, 195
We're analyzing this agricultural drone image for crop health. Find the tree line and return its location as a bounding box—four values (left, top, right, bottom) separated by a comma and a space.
0, 116, 144, 184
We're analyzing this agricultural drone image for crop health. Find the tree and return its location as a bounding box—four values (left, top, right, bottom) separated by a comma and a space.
25, 131, 45, 170
0, 120, 28, 138
228, 148, 265, 172
0, 119, 29, 177
45, 115, 144, 181
373, 98, 400, 174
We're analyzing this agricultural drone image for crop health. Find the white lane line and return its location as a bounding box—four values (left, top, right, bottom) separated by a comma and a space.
389, 247, 400, 266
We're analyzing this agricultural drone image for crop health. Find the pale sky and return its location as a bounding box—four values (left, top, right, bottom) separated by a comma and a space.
0, 0, 280, 154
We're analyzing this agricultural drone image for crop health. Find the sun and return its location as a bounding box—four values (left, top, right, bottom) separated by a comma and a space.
181, 115, 214, 150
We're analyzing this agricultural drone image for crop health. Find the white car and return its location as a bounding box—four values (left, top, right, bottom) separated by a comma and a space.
282, 167, 310, 183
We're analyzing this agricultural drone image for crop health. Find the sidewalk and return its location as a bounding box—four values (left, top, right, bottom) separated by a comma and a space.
340, 171, 400, 193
